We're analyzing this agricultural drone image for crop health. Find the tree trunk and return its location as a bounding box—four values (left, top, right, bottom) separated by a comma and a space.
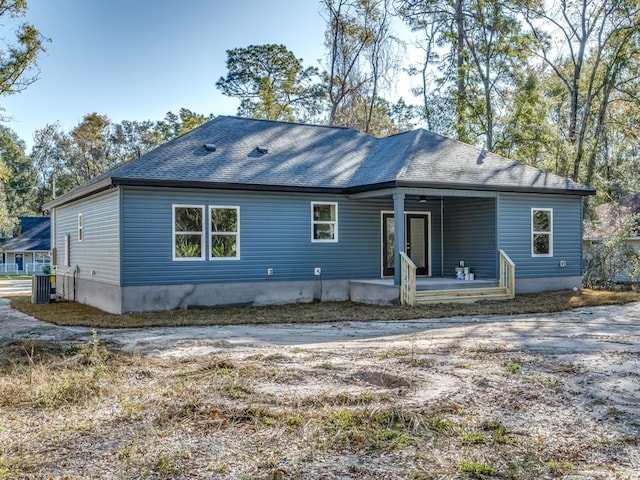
455, 0, 467, 141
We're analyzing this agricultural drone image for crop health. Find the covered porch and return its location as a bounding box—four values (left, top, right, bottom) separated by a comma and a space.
349, 252, 514, 305
349, 186, 516, 305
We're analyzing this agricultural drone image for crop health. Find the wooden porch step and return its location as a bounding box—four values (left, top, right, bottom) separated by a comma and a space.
414, 286, 512, 304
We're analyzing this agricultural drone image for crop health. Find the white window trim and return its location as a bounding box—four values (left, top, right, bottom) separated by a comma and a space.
172, 204, 205, 261
531, 207, 553, 257
209, 205, 240, 260
77, 213, 84, 242
311, 201, 338, 243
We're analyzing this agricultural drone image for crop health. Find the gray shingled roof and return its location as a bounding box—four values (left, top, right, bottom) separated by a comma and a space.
1, 216, 50, 252
47, 116, 594, 208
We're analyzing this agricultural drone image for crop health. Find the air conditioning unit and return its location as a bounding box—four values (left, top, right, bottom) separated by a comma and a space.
31, 274, 51, 304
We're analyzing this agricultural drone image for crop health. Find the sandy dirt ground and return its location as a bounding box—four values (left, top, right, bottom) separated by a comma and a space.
1, 298, 639, 478
2, 297, 640, 357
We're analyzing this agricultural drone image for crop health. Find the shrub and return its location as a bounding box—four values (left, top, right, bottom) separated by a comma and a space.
583, 209, 640, 289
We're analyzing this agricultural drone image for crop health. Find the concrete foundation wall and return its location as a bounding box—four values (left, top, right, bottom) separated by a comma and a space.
121, 279, 351, 313
516, 275, 582, 294
349, 281, 400, 306
61, 275, 123, 314
63, 275, 582, 314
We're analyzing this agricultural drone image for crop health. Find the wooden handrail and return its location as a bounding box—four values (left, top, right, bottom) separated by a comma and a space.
498, 249, 516, 298
400, 251, 417, 306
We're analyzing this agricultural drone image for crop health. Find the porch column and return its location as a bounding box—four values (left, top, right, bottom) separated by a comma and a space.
393, 192, 405, 286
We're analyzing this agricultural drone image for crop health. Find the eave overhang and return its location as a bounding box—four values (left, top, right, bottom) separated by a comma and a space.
44, 176, 596, 210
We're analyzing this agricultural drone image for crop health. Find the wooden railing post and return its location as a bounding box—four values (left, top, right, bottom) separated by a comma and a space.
499, 250, 516, 298
400, 251, 417, 306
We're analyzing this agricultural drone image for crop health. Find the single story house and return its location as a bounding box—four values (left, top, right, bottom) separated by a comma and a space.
1, 216, 51, 274
45, 116, 595, 314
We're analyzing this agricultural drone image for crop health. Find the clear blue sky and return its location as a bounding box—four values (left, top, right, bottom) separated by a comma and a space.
1, 0, 329, 149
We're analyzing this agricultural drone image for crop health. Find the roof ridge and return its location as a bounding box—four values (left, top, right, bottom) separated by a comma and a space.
222, 115, 359, 133
393, 130, 423, 180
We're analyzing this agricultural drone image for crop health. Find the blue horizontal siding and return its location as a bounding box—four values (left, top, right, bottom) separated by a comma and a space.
54, 189, 120, 285
498, 193, 583, 278
121, 187, 395, 286
443, 197, 496, 278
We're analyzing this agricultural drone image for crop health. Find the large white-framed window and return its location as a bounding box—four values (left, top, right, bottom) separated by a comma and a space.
311, 202, 338, 242
35, 252, 51, 265
210, 206, 240, 260
531, 208, 553, 257
173, 205, 205, 261
77, 213, 84, 242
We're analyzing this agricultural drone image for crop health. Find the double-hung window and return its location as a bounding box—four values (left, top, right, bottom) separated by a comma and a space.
531, 208, 553, 256
312, 202, 338, 242
210, 206, 239, 259
173, 205, 205, 260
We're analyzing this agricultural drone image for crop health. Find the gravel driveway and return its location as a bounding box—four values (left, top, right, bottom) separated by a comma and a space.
2, 297, 639, 357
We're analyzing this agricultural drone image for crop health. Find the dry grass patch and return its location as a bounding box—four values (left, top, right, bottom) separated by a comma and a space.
9, 289, 640, 328
1, 333, 638, 479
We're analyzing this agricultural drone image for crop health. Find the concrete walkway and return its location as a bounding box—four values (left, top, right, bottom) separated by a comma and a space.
0, 279, 32, 295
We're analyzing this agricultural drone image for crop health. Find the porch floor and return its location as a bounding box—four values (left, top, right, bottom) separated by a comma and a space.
349, 277, 509, 305
355, 276, 499, 291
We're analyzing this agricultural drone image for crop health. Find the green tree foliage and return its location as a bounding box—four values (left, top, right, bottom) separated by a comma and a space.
496, 66, 556, 168
0, 157, 16, 232
583, 205, 640, 289
0, 0, 48, 99
593, 99, 640, 200
332, 96, 417, 137
111, 120, 163, 163
398, 0, 531, 148
29, 110, 212, 204
65, 113, 113, 184
216, 44, 324, 122
323, 0, 404, 134
0, 0, 46, 227
29, 123, 62, 210
394, 0, 640, 206
0, 125, 36, 214
332, 95, 396, 136
461, 0, 531, 150
522, 0, 640, 183
155, 108, 213, 142
397, 0, 471, 141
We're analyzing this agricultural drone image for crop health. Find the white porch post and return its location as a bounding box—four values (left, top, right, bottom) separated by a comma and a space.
393, 192, 405, 286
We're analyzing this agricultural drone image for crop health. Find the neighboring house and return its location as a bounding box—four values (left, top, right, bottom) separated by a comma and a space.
44, 116, 595, 314
0, 216, 51, 274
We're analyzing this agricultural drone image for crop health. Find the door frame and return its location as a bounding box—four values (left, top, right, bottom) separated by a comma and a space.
380, 210, 432, 278
15, 253, 23, 272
